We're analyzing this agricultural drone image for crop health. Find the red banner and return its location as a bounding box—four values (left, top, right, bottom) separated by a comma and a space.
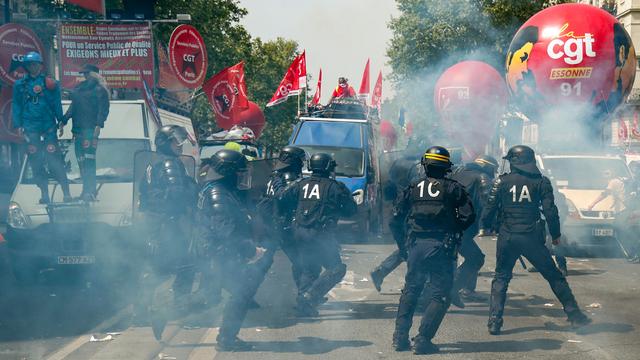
59, 23, 154, 89
0, 23, 45, 86
66, 0, 105, 14
0, 85, 21, 142
203, 62, 249, 129
358, 58, 370, 98
312, 68, 322, 105
168, 25, 208, 89
267, 51, 306, 107
371, 70, 383, 110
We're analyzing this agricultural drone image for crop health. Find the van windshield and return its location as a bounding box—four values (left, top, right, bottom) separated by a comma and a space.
294, 121, 363, 148
298, 145, 365, 177
543, 157, 630, 189
21, 139, 150, 184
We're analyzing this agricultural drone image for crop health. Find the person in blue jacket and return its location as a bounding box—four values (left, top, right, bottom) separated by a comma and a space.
12, 51, 71, 203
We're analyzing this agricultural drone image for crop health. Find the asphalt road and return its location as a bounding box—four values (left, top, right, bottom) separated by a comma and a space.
0, 236, 639, 359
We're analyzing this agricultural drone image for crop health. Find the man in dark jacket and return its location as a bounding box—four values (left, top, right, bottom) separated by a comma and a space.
12, 51, 71, 203
449, 155, 499, 305
481, 145, 591, 335
279, 153, 357, 316
62, 64, 110, 201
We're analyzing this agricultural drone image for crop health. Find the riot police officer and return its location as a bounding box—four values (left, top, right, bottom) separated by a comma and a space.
137, 125, 198, 339
481, 145, 591, 335
449, 154, 499, 305
254, 146, 307, 294
12, 51, 71, 203
197, 149, 266, 351
279, 153, 357, 316
391, 146, 475, 354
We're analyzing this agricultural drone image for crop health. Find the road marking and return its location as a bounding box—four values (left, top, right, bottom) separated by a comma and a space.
187, 327, 219, 360
45, 305, 132, 360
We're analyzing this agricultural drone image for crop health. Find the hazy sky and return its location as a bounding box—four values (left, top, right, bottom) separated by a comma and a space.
239, 0, 399, 103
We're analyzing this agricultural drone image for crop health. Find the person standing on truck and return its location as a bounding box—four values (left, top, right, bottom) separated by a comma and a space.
328, 77, 357, 102
449, 154, 499, 306
61, 64, 110, 201
196, 149, 266, 351
481, 145, 591, 336
279, 153, 357, 317
391, 146, 475, 354
137, 125, 199, 340
12, 51, 71, 203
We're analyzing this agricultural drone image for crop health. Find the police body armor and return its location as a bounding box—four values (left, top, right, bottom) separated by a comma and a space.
495, 174, 543, 233
294, 177, 336, 229
407, 177, 458, 236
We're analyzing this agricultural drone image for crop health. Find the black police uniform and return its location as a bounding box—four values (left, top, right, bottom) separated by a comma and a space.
392, 148, 475, 353
279, 156, 357, 314
138, 156, 198, 338
450, 161, 494, 294
481, 147, 589, 334
197, 174, 261, 348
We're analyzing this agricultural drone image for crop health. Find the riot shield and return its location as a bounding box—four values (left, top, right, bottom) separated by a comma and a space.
132, 150, 196, 224
247, 158, 278, 204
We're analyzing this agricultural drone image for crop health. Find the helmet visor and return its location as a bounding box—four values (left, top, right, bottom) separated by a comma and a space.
171, 127, 191, 146
237, 168, 252, 190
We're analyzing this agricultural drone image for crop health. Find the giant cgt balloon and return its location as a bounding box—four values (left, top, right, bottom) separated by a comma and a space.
235, 101, 266, 139
506, 3, 636, 119
434, 61, 508, 161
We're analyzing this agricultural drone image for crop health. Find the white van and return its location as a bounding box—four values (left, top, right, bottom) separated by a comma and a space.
5, 100, 196, 282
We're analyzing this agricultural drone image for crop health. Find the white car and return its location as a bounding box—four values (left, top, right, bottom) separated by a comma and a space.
537, 153, 631, 257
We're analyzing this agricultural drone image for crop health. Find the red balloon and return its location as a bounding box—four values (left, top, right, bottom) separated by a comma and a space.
235, 101, 266, 139
434, 61, 508, 161
506, 3, 636, 117
379, 120, 397, 151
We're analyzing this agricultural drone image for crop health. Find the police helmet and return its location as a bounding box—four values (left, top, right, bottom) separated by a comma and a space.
155, 125, 189, 156
474, 154, 499, 174
309, 153, 337, 174
421, 146, 453, 169
503, 145, 540, 174
209, 149, 250, 189
275, 146, 306, 171
24, 51, 43, 64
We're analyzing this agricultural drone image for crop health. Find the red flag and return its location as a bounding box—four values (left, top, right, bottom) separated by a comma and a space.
267, 51, 306, 107
358, 59, 370, 101
202, 62, 249, 129
312, 68, 322, 105
371, 70, 383, 110
619, 117, 629, 141
66, 0, 105, 14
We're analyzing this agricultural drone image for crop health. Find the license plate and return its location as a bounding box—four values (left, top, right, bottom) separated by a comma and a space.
592, 228, 614, 237
57, 256, 96, 265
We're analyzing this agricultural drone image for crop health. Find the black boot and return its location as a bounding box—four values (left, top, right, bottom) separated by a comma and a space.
569, 311, 592, 328
216, 335, 253, 351
450, 290, 465, 308
39, 187, 50, 204
296, 293, 318, 317
370, 269, 384, 292
488, 317, 502, 335
413, 336, 439, 355
392, 332, 411, 352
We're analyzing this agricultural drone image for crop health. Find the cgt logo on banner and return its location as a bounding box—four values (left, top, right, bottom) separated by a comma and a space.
0, 23, 45, 86
168, 25, 208, 89
202, 62, 249, 129
267, 51, 306, 107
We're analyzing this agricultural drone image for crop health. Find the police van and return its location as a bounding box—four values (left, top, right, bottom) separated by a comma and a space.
5, 100, 197, 283
288, 100, 383, 237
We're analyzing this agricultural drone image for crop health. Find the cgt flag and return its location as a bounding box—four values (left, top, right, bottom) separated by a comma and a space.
311, 68, 322, 105
267, 51, 307, 107
203, 62, 249, 129
371, 70, 383, 110
66, 0, 105, 14
358, 58, 370, 102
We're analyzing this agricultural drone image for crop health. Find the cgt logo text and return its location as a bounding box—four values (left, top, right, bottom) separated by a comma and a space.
547, 33, 596, 65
